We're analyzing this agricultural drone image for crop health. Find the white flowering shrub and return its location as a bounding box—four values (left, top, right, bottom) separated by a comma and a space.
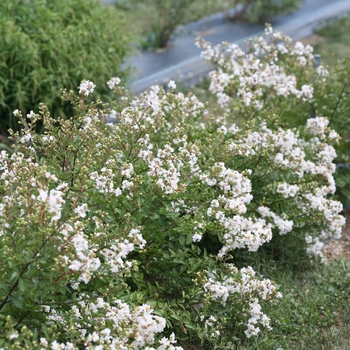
197, 25, 350, 208
0, 69, 345, 348
196, 25, 320, 119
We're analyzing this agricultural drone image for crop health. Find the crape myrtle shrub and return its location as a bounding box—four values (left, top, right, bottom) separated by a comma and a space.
322, 58, 350, 208
0, 0, 131, 133
0, 68, 345, 348
197, 25, 350, 207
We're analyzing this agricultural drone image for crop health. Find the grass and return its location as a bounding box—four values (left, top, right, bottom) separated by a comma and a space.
252, 260, 350, 350
178, 253, 350, 350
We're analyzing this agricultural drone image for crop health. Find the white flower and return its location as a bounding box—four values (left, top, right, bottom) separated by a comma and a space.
9, 333, 19, 340
20, 134, 33, 144
26, 110, 36, 119
68, 260, 83, 271
168, 80, 176, 89
107, 77, 121, 89
74, 203, 89, 218
192, 233, 202, 242
51, 341, 65, 350
40, 338, 48, 347
79, 80, 96, 96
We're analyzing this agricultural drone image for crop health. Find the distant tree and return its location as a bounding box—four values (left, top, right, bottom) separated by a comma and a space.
230, 0, 303, 22
131, 0, 196, 49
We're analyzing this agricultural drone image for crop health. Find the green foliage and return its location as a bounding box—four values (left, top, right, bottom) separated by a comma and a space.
316, 14, 350, 42
311, 16, 350, 207
0, 86, 283, 348
0, 0, 132, 133
121, 0, 302, 49
229, 260, 350, 350
312, 57, 350, 208
232, 0, 303, 22
198, 24, 350, 206
129, 0, 196, 49
1, 74, 343, 347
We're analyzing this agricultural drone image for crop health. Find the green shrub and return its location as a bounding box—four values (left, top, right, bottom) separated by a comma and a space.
0, 0, 132, 133
0, 71, 344, 348
315, 57, 350, 208
232, 0, 303, 22
250, 0, 302, 22
123, 0, 302, 50
130, 0, 196, 49
197, 25, 350, 206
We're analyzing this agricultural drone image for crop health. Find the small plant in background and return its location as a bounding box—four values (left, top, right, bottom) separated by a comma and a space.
0, 0, 132, 134
129, 0, 197, 49
228, 0, 303, 22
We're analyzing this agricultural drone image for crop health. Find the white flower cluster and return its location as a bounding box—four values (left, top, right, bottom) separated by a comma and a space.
100, 228, 146, 274
65, 226, 146, 286
107, 77, 121, 90
302, 194, 345, 242
68, 232, 101, 284
43, 298, 183, 349
245, 298, 272, 338
305, 235, 325, 261
276, 183, 299, 198
290, 41, 314, 66
89, 168, 123, 196
200, 163, 272, 254
37, 186, 66, 224
196, 26, 318, 110
74, 203, 89, 218
228, 120, 342, 251
306, 116, 337, 138
258, 206, 293, 235
138, 139, 201, 194
203, 265, 281, 337
79, 80, 96, 96
316, 64, 329, 82
146, 144, 182, 194
230, 122, 336, 188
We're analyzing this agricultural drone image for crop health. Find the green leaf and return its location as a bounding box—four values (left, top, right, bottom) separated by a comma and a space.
18, 278, 28, 292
